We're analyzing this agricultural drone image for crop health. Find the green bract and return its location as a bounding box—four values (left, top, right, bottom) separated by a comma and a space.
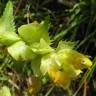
31, 38, 54, 55
0, 32, 21, 46
18, 21, 51, 45
8, 41, 36, 61
56, 40, 76, 51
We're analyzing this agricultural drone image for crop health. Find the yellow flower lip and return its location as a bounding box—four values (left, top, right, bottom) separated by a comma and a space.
48, 68, 71, 89
82, 57, 92, 68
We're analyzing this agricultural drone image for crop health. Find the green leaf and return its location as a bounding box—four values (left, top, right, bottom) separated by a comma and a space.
31, 38, 54, 55
0, 1, 15, 33
18, 21, 51, 45
0, 1, 20, 46
0, 32, 21, 46
7, 41, 36, 61
0, 86, 11, 96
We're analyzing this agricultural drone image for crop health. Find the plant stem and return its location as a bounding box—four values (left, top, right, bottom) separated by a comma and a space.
45, 84, 55, 96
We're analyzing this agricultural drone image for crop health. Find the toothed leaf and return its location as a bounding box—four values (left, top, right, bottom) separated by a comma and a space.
0, 1, 15, 33
0, 1, 19, 46
56, 41, 77, 51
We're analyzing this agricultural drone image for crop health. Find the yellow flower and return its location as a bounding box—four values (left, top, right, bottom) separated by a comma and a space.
57, 49, 92, 70
48, 68, 71, 89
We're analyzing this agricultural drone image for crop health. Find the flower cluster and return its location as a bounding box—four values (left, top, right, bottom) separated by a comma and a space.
0, 1, 92, 91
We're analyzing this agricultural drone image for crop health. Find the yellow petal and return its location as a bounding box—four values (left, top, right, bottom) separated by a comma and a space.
48, 68, 71, 89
